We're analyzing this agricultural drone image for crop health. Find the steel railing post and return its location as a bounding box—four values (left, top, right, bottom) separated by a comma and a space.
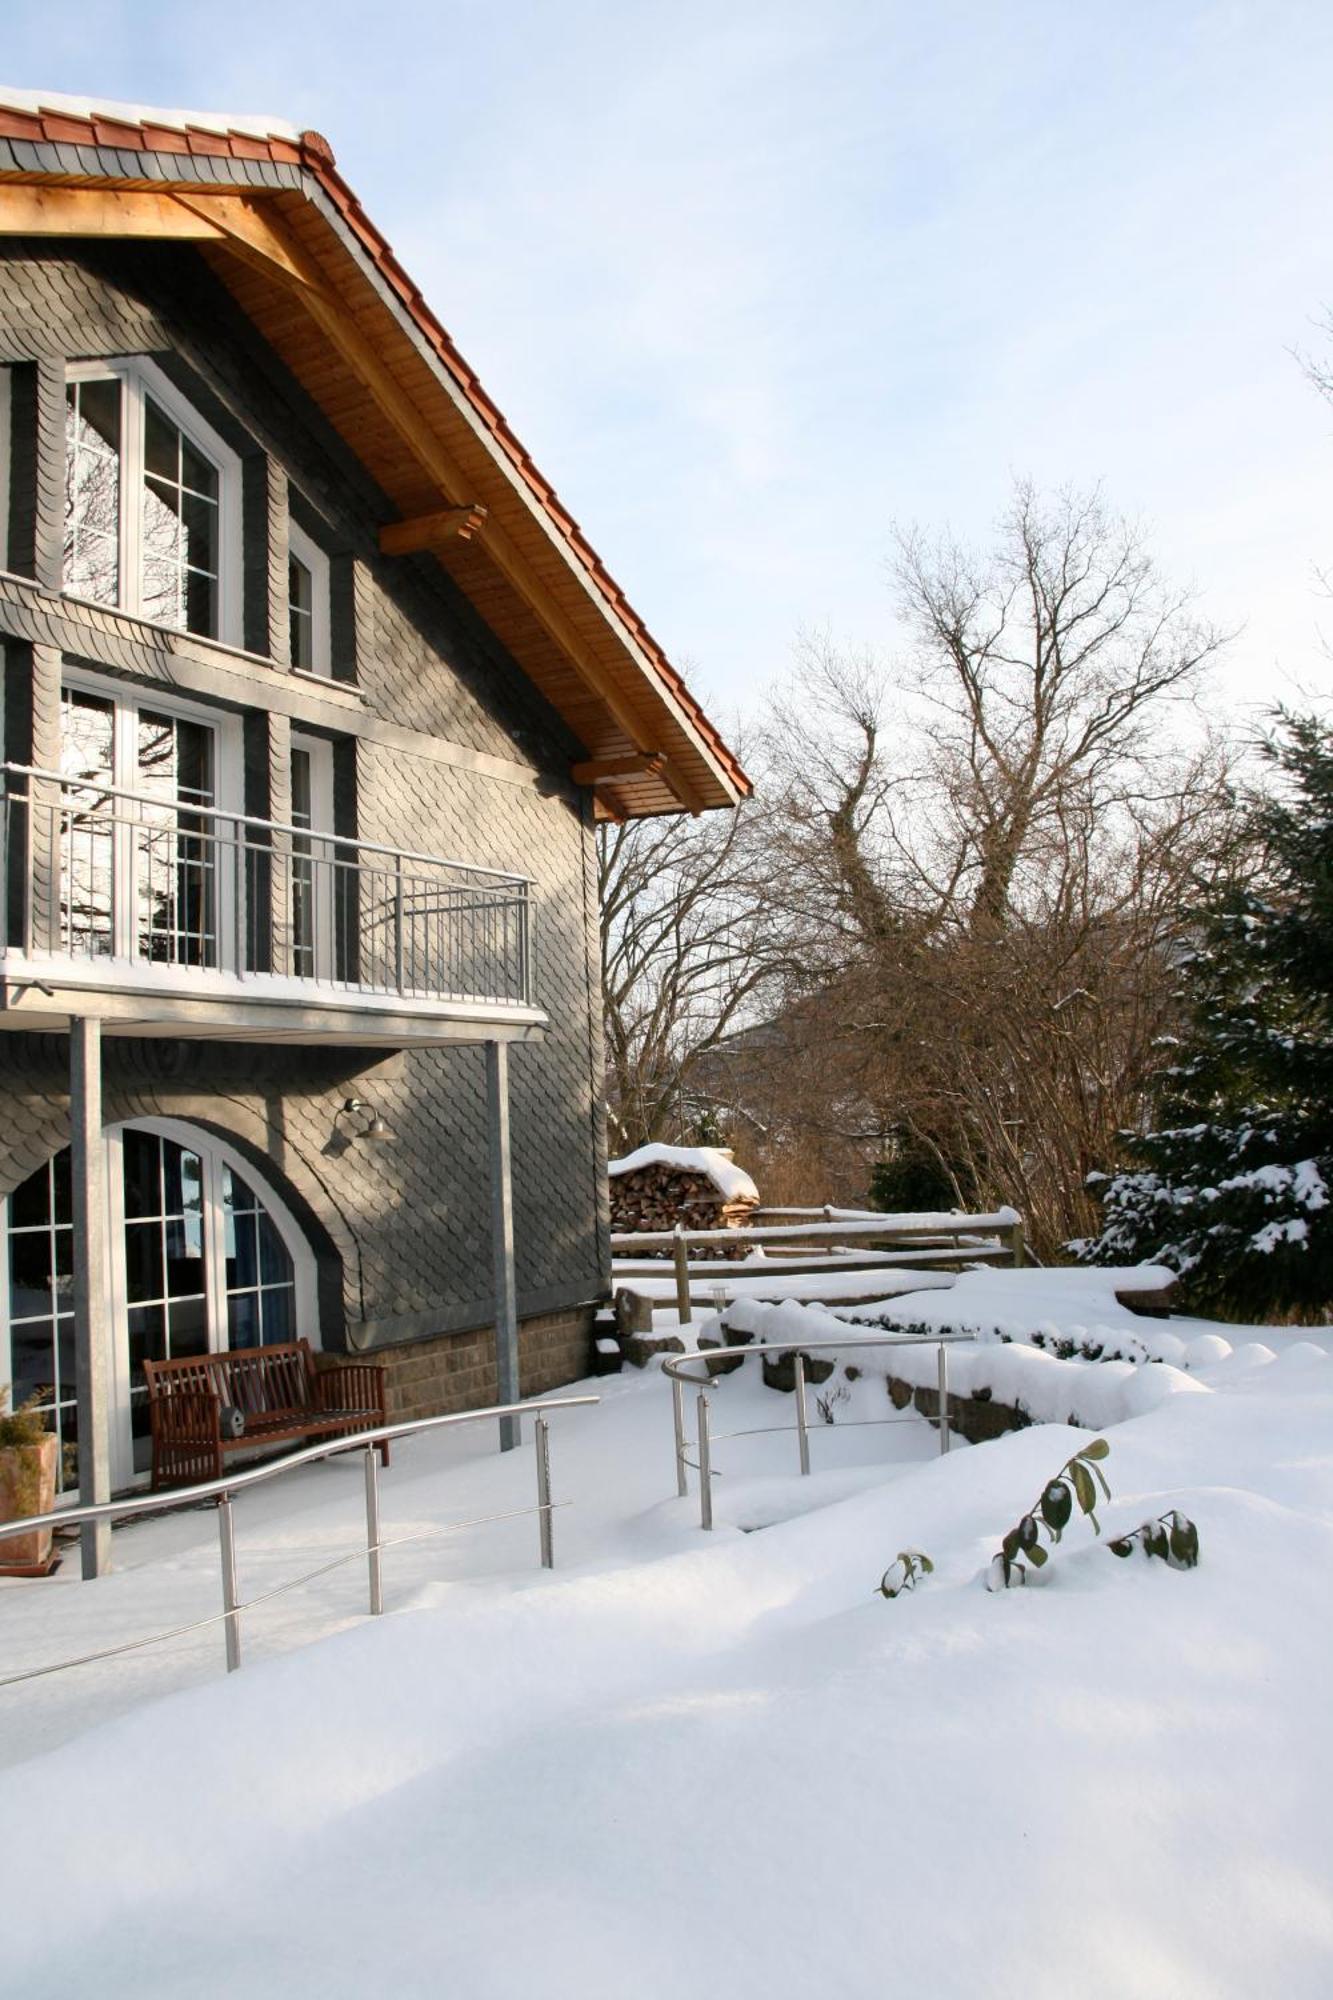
673, 1224, 692, 1325
671, 1372, 688, 1497
793, 1352, 811, 1475
217, 1494, 242, 1672
937, 1342, 951, 1455
534, 1415, 554, 1568
364, 1444, 384, 1614
697, 1391, 713, 1530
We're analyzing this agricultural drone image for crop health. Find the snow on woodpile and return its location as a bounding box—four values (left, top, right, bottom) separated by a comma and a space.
609, 1144, 759, 1251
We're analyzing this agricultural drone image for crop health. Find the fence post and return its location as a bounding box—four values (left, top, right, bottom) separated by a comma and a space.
793, 1352, 811, 1476
673, 1224, 692, 1325
671, 1372, 688, 1497
534, 1415, 554, 1568
937, 1343, 951, 1455
1004, 1216, 1026, 1268
697, 1391, 713, 1530
364, 1444, 384, 1615
217, 1495, 242, 1672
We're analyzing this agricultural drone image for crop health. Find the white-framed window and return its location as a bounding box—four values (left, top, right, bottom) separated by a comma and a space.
63, 357, 242, 646
287, 516, 331, 676
58, 667, 244, 970
0, 1119, 318, 1492
290, 732, 337, 979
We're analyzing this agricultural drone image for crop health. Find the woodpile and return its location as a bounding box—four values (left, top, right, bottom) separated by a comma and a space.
609, 1147, 759, 1259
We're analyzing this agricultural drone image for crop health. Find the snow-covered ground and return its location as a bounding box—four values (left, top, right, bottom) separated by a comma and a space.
2, 1272, 1332, 1998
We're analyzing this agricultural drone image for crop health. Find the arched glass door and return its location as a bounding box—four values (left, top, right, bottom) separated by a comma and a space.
0, 1123, 315, 1492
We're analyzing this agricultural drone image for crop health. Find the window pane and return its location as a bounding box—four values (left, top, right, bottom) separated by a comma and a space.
64, 379, 121, 606
164, 1215, 205, 1295
122, 1130, 161, 1220
124, 1220, 164, 1304
144, 399, 179, 482
163, 1142, 205, 1218
9, 1160, 52, 1230
11, 1320, 55, 1407
184, 568, 217, 637
181, 492, 216, 575
257, 1212, 293, 1286
261, 1287, 294, 1344
228, 1291, 260, 1349
228, 1213, 258, 1290
180, 436, 218, 501
127, 1302, 166, 1373
10, 1230, 54, 1321
167, 1297, 208, 1359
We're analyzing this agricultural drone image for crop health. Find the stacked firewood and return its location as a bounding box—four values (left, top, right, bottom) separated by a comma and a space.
610, 1163, 758, 1256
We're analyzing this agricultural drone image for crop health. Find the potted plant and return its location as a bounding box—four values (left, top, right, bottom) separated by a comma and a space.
0, 1387, 59, 1577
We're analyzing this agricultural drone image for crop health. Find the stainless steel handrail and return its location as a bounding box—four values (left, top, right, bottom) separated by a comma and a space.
1, 764, 533, 885
662, 1334, 967, 1527
0, 1393, 598, 1685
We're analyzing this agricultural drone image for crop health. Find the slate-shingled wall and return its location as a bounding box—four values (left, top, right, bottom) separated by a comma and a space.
0, 239, 611, 1403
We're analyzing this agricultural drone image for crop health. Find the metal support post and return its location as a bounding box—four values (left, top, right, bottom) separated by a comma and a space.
364, 1444, 384, 1615
793, 1352, 811, 1475
673, 1224, 692, 1326
71, 1015, 112, 1579
697, 1391, 713, 1531
217, 1495, 242, 1672
937, 1343, 951, 1455
486, 1039, 521, 1450
671, 1373, 688, 1498
534, 1415, 554, 1568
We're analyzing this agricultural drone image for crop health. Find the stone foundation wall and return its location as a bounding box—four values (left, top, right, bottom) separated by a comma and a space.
320, 1306, 596, 1424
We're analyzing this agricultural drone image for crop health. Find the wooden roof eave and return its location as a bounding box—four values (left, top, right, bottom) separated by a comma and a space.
0, 173, 745, 818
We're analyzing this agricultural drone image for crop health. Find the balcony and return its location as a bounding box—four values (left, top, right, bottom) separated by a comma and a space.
0, 766, 544, 1047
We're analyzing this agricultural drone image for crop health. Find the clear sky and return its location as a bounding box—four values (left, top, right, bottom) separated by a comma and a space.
7, 0, 1333, 723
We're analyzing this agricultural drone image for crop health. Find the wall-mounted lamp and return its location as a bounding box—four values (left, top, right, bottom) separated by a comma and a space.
337, 1096, 393, 1144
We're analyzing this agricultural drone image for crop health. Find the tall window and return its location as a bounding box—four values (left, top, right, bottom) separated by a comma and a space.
57, 673, 241, 969
1, 1125, 311, 1492
287, 516, 331, 675
63, 360, 239, 644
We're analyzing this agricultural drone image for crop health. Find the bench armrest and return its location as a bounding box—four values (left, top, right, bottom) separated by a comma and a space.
313, 1363, 386, 1421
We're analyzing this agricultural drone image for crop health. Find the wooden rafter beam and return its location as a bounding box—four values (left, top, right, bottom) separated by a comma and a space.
570, 752, 666, 785
379, 505, 488, 556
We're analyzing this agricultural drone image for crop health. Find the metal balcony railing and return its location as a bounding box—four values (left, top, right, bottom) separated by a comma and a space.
0, 764, 534, 1011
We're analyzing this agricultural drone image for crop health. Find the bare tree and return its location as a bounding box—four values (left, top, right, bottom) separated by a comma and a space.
745, 480, 1241, 1246
892, 479, 1230, 933
598, 798, 779, 1151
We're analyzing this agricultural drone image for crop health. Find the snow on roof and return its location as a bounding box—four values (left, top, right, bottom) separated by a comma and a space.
0, 86, 300, 143
608, 1144, 759, 1203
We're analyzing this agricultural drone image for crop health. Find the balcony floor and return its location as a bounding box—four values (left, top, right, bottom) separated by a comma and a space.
0, 957, 548, 1047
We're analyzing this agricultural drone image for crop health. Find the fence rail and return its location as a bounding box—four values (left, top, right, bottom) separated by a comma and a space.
661, 1334, 969, 1529
0, 1392, 597, 1686
1, 764, 533, 1010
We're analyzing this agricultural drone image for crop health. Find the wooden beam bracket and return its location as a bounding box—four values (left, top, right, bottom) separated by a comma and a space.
570, 751, 666, 786
379, 505, 488, 557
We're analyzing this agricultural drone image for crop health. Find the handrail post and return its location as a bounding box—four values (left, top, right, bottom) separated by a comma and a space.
937, 1342, 951, 1455
364, 1444, 384, 1614
673, 1224, 691, 1325
534, 1415, 553, 1568
697, 1390, 713, 1530
671, 1372, 688, 1497
793, 1352, 811, 1475
217, 1494, 242, 1672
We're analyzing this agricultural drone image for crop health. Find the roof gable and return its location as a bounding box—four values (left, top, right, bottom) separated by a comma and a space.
0, 89, 749, 819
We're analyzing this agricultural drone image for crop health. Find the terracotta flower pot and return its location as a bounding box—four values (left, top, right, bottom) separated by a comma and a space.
0, 1433, 58, 1575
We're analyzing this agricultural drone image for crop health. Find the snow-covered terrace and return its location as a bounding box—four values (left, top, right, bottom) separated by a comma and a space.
2, 1267, 1332, 1997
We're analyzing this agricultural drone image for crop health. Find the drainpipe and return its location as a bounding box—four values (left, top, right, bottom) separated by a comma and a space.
70, 1015, 112, 1577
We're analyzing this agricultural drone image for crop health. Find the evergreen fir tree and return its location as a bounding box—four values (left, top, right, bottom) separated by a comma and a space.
1081, 714, 1333, 1317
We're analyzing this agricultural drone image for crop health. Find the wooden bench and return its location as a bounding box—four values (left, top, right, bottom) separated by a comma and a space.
143, 1340, 388, 1492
